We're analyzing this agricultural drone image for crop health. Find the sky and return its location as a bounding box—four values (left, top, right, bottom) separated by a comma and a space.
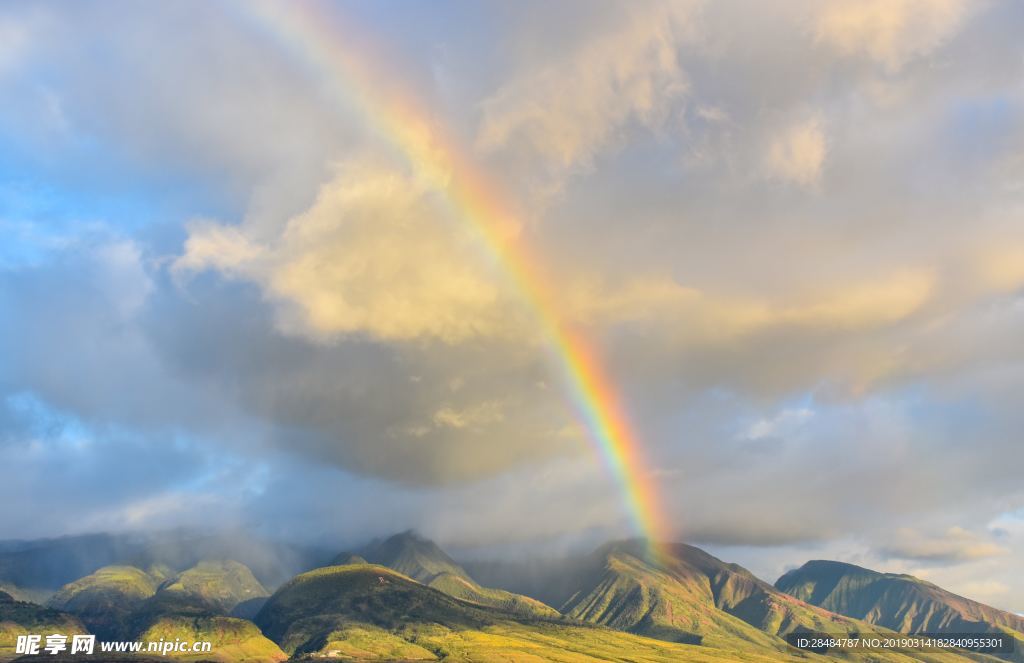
1, 0, 1023, 612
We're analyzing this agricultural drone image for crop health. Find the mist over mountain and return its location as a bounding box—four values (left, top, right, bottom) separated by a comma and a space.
0, 530, 333, 598
356, 531, 560, 618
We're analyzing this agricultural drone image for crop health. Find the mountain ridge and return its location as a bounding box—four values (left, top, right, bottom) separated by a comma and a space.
357, 531, 560, 618
0, 531, 1017, 662
776, 559, 1024, 661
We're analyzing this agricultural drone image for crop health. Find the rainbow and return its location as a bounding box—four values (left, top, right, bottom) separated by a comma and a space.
237, 2, 674, 558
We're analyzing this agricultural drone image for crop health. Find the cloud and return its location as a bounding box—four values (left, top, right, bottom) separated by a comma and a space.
176, 161, 517, 344
145, 273, 586, 486
879, 527, 1010, 562
974, 245, 1024, 292
568, 269, 932, 335
765, 116, 827, 186
476, 2, 691, 191
743, 407, 814, 441
432, 401, 505, 431
174, 223, 263, 275
3, 0, 1024, 613
0, 392, 234, 539
0, 16, 29, 75
813, 0, 970, 71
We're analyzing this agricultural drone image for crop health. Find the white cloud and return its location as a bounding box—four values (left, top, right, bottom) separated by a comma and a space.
744, 407, 814, 441
765, 116, 827, 186
175, 161, 518, 344
0, 17, 29, 75
813, 0, 970, 71
880, 526, 1010, 562
432, 401, 505, 431
477, 2, 692, 189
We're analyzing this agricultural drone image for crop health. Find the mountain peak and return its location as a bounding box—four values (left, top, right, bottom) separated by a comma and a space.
350, 532, 559, 618
330, 551, 368, 566
776, 559, 1024, 636
786, 559, 875, 575
360, 531, 468, 585
151, 559, 269, 614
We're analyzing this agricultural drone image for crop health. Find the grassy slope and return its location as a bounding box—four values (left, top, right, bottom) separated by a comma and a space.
777, 560, 1024, 633
254, 563, 845, 662
0, 592, 88, 660
47, 565, 158, 639
138, 615, 286, 663
426, 572, 560, 619
117, 560, 283, 662
777, 560, 1024, 661
361, 532, 559, 619
155, 560, 268, 614
360, 533, 469, 584
561, 541, 977, 663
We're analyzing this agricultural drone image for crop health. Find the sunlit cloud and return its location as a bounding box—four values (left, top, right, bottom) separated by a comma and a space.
765, 116, 827, 186
813, 0, 970, 71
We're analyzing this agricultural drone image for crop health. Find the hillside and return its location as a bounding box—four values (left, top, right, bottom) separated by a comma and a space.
359, 532, 559, 618
1, 532, 1015, 662
359, 532, 471, 585
137, 615, 286, 663
253, 562, 815, 662
557, 540, 979, 662
777, 560, 1024, 634
47, 565, 159, 639
124, 560, 269, 645
0, 591, 88, 660
776, 560, 1024, 659
0, 584, 50, 606
153, 560, 269, 614
108, 561, 284, 663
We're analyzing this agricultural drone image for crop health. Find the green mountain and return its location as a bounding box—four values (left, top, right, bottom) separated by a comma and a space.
776, 560, 1024, 659
561, 541, 832, 647
135, 614, 286, 663
152, 560, 269, 614
117, 561, 283, 663
359, 532, 470, 584
359, 532, 558, 618
47, 565, 159, 639
4, 533, 1016, 662
253, 562, 810, 662
0, 591, 88, 659
557, 540, 980, 662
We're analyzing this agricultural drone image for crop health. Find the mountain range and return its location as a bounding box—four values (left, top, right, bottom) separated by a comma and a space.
777, 560, 1024, 654
0, 530, 1019, 662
